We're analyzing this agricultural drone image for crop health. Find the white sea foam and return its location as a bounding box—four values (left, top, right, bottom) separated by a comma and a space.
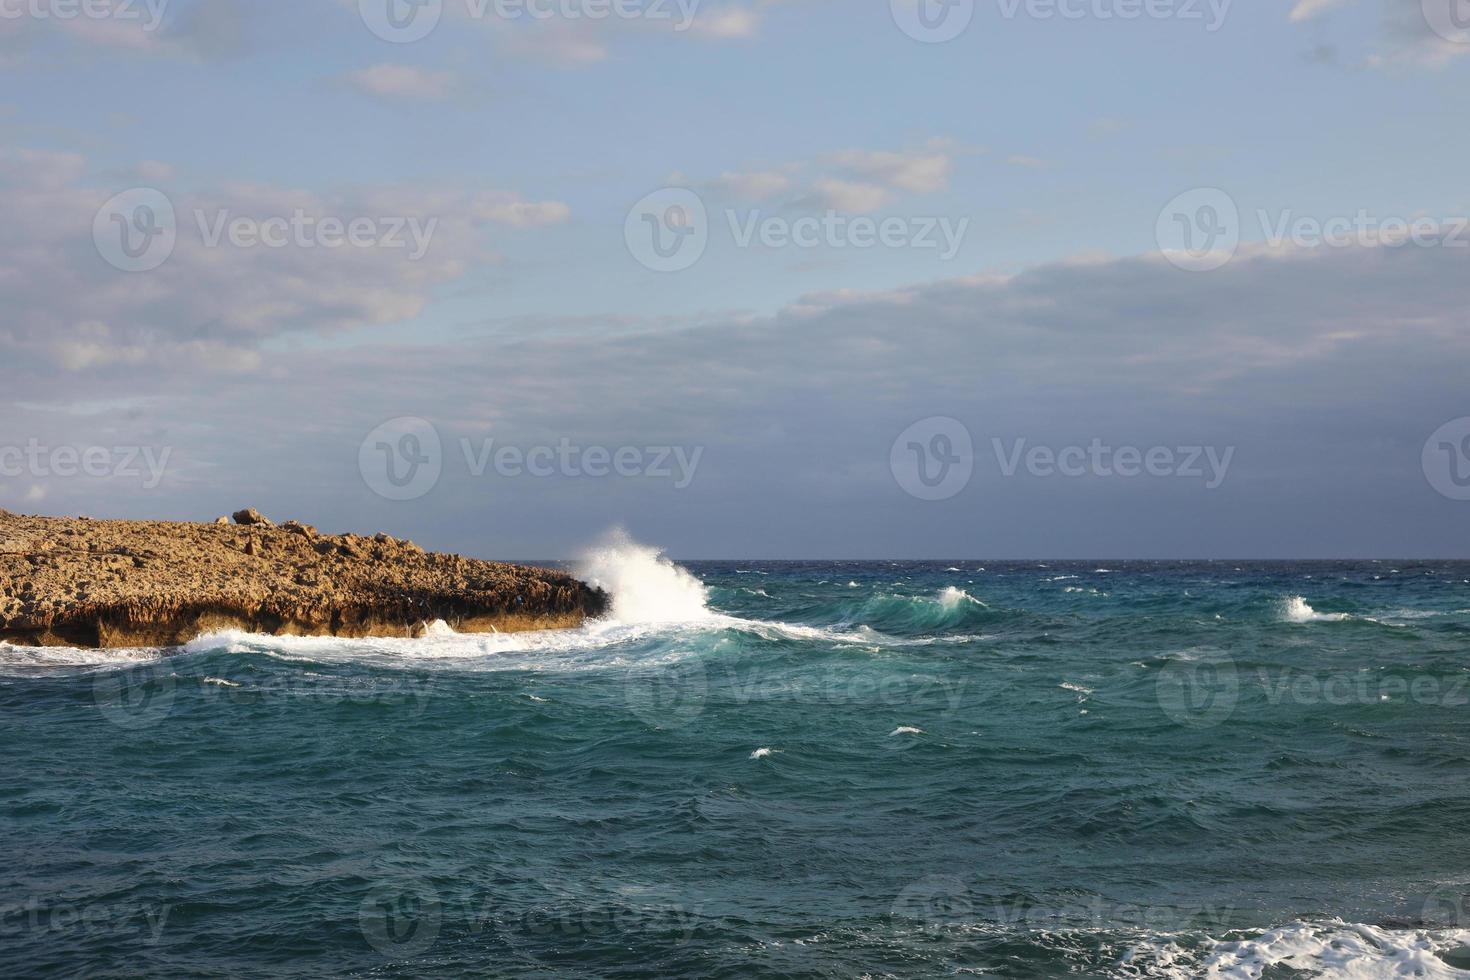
1124, 920, 1470, 979
889, 726, 924, 736
938, 586, 985, 610
0, 641, 166, 675
749, 747, 775, 759
575, 527, 713, 624
1284, 596, 1352, 623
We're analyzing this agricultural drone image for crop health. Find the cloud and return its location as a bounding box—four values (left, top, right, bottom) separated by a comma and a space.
1284, 0, 1470, 69
694, 141, 965, 210
686, 5, 762, 38
416, 0, 774, 68
135, 160, 177, 181
705, 170, 794, 200
828, 148, 953, 194
12, 228, 1469, 556
2, 0, 273, 60
469, 192, 573, 227
1288, 0, 1352, 21
0, 148, 570, 376
809, 178, 890, 212
341, 64, 457, 102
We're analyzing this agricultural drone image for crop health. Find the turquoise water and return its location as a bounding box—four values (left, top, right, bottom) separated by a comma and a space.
3, 550, 1470, 977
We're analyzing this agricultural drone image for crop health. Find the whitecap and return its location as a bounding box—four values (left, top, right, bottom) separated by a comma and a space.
1283, 596, 1352, 624
1126, 919, 1470, 979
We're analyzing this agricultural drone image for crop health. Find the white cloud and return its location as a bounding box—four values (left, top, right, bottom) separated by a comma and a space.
687, 5, 762, 38
0, 148, 570, 374
829, 148, 953, 194
810, 178, 890, 212
136, 160, 176, 181
706, 170, 794, 200
1288, 0, 1351, 22
342, 64, 456, 102
470, 193, 573, 227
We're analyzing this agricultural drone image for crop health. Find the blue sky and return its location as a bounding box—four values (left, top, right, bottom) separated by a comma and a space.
3, 0, 1470, 557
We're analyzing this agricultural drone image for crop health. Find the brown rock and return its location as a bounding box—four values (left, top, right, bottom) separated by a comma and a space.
0, 512, 607, 648
232, 508, 274, 527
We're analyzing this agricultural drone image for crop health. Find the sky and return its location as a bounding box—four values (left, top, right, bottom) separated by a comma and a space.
2, 0, 1470, 559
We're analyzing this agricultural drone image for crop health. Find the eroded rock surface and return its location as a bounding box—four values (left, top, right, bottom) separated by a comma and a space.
0, 510, 606, 648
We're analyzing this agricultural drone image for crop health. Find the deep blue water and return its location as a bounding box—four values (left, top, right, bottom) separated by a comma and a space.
3, 555, 1470, 977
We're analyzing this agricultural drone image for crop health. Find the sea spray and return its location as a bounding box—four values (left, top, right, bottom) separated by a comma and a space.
575, 528, 713, 624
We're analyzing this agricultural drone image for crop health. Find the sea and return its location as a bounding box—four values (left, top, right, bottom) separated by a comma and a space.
2, 536, 1469, 977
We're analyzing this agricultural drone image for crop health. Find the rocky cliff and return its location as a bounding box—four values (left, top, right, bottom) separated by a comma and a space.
0, 509, 607, 648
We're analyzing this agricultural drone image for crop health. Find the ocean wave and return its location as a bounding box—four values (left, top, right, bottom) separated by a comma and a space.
1283, 596, 1353, 624
1122, 919, 1470, 978
0, 640, 167, 675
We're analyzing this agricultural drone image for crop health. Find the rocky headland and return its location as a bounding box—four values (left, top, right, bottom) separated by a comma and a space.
0, 509, 607, 648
